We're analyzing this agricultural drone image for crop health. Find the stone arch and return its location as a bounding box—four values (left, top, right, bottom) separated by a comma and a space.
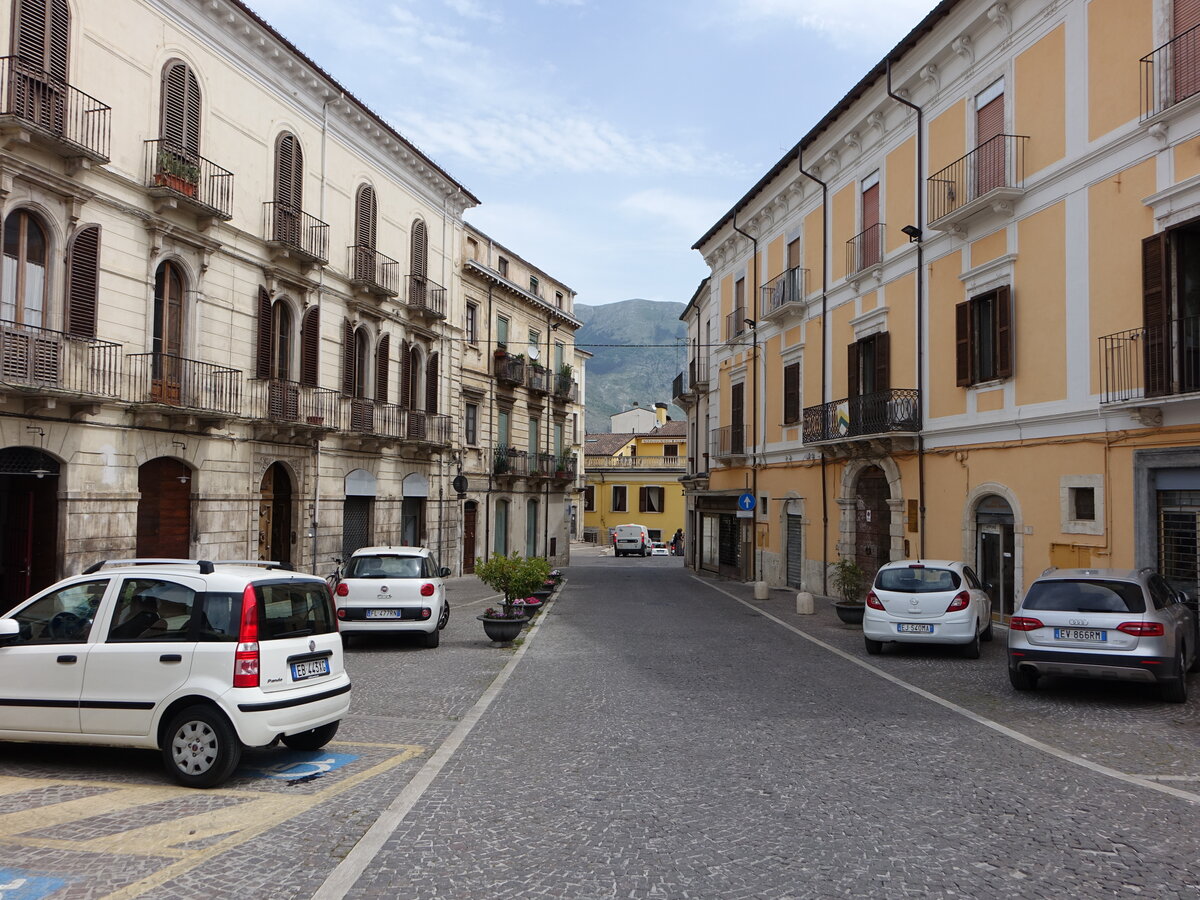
837, 456, 905, 568
963, 481, 1024, 614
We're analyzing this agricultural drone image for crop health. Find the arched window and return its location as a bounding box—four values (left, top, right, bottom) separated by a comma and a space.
353, 327, 370, 399
410, 219, 427, 279
160, 60, 201, 156
354, 185, 376, 249
153, 260, 185, 358
2, 210, 49, 326
375, 333, 390, 402
300, 307, 319, 387
65, 224, 99, 337
272, 300, 293, 380
272, 133, 304, 246
13, 0, 69, 82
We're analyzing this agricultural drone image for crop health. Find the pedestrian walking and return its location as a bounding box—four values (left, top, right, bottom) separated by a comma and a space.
671, 528, 684, 556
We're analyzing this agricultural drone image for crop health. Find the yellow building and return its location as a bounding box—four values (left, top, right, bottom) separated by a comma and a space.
584, 409, 687, 547
681, 0, 1200, 614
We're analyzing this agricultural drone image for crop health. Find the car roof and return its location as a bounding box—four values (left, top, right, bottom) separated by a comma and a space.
350, 545, 431, 558
77, 560, 323, 586
1035, 567, 1146, 582
877, 559, 964, 570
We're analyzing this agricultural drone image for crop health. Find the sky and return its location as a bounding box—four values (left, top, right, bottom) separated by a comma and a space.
244, 0, 940, 306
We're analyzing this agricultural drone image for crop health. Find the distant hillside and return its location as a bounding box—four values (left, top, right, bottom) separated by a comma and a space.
575, 299, 687, 433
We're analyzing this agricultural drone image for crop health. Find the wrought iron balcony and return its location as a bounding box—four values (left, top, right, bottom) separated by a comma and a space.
1099, 315, 1200, 404
690, 355, 709, 389
492, 444, 529, 477
527, 365, 550, 394
551, 454, 578, 480
406, 275, 446, 318
927, 134, 1028, 228
127, 352, 241, 415
0, 57, 110, 161
344, 397, 404, 439
144, 140, 233, 220
264, 202, 329, 266
248, 379, 340, 428
348, 245, 400, 297
494, 354, 525, 387
552, 373, 578, 402
846, 223, 885, 275
0, 319, 121, 407
761, 266, 807, 316
672, 370, 688, 404
712, 424, 745, 459
530, 452, 556, 478
725, 308, 748, 341
404, 410, 451, 445
802, 389, 920, 444
1142, 23, 1200, 120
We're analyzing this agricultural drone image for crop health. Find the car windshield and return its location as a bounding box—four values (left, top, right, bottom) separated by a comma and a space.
875, 567, 960, 593
1022, 579, 1146, 614
346, 555, 425, 579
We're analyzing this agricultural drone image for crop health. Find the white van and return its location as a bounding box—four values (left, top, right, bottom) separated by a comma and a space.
613, 524, 652, 558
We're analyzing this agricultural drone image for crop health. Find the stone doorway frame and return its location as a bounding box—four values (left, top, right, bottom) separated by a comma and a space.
836, 457, 905, 566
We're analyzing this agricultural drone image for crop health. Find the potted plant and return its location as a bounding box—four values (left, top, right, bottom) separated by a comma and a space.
493, 445, 511, 474
474, 552, 552, 643
830, 557, 867, 625
155, 149, 200, 198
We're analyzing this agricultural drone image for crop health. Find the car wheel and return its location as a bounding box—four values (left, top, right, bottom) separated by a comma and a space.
1161, 646, 1189, 703
438, 600, 450, 630
981, 618, 994, 642
162, 705, 242, 788
864, 636, 883, 655
421, 627, 440, 648
281, 721, 339, 751
1008, 665, 1038, 691
961, 630, 981, 659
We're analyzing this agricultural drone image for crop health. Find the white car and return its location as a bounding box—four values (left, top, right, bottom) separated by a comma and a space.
650, 542, 670, 556
0, 559, 351, 788
862, 559, 993, 658
613, 524, 652, 557
332, 546, 450, 647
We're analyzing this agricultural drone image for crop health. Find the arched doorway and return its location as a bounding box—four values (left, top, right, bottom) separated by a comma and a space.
258, 462, 293, 565
854, 465, 891, 582
462, 500, 478, 573
975, 494, 1015, 617
0, 447, 59, 606
137, 457, 191, 559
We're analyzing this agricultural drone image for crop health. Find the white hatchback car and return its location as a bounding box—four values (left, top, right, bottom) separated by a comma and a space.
0, 559, 351, 788
650, 542, 670, 557
332, 546, 450, 648
863, 559, 993, 658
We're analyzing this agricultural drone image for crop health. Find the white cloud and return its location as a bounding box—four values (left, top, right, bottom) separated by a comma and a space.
727, 0, 940, 50
620, 189, 730, 238
441, 0, 503, 23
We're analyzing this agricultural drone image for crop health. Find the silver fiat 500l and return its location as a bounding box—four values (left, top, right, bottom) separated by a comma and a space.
1007, 568, 1199, 702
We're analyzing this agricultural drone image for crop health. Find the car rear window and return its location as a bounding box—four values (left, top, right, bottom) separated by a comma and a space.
198, 582, 336, 641
346, 555, 425, 578
1022, 579, 1146, 614
875, 567, 960, 593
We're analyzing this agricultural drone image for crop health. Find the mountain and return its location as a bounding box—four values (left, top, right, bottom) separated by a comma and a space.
574, 299, 687, 433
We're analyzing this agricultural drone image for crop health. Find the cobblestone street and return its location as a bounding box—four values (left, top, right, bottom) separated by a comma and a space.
3, 546, 1200, 898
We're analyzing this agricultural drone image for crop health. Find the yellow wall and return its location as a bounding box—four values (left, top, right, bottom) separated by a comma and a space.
831, 302, 855, 399
804, 313, 824, 409
971, 229, 1007, 266
885, 272, 916, 390
831, 183, 855, 282
1088, 0, 1152, 142
928, 99, 966, 177
764, 335, 782, 445
1015, 25, 1066, 176
928, 249, 966, 418
1015, 201, 1066, 405
583, 473, 687, 543
804, 206, 825, 293
885, 137, 916, 254
766, 235, 784, 282
720, 274, 733, 337
1176, 135, 1200, 182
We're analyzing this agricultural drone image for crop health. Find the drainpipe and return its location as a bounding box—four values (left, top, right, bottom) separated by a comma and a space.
798, 146, 829, 595
887, 59, 927, 559
485, 281, 494, 558
731, 213, 758, 585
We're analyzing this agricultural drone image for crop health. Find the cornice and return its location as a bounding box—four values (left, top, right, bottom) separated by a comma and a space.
463, 259, 582, 327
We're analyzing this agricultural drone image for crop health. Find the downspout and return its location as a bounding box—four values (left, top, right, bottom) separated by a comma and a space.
798, 146, 829, 595
485, 281, 494, 558
544, 309, 552, 560
731, 214, 758, 585
887, 58, 927, 559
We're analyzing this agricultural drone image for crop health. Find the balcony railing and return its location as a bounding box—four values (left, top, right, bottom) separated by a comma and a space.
144, 139, 234, 220
726, 307, 747, 341
0, 319, 121, 398
264, 202, 329, 265
406, 275, 446, 318
404, 410, 451, 445
552, 373, 578, 402
587, 455, 684, 469
344, 398, 404, 438
527, 365, 550, 394
348, 245, 400, 297
0, 57, 110, 160
846, 223, 885, 275
712, 425, 744, 459
690, 355, 709, 388
127, 352, 241, 415
672, 370, 688, 402
927, 134, 1028, 224
492, 445, 529, 477
1099, 315, 1200, 403
761, 266, 807, 314
802, 389, 920, 443
530, 452, 557, 478
551, 455, 578, 480
495, 354, 525, 386
248, 379, 340, 426
1142, 23, 1200, 120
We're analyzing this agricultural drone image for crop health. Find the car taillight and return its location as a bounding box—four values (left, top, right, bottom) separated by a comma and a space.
866, 591, 885, 610
420, 583, 436, 597
336, 582, 349, 597
945, 591, 971, 612
1009, 616, 1043, 631
1117, 621, 1165, 636
233, 583, 260, 688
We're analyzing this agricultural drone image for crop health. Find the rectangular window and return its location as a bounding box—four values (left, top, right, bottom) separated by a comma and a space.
860, 171, 881, 269
1071, 487, 1096, 521
955, 287, 1012, 386
663, 444, 678, 458
529, 329, 540, 347
554, 422, 564, 457
783, 362, 801, 424
555, 291, 563, 308
498, 408, 511, 446
639, 485, 664, 513
584, 484, 595, 511
528, 417, 540, 457
847, 332, 889, 397
497, 316, 509, 348
571, 412, 578, 443
530, 275, 539, 294
554, 342, 565, 371
498, 257, 509, 277
612, 485, 627, 512
466, 303, 478, 344
465, 403, 478, 446
787, 237, 801, 269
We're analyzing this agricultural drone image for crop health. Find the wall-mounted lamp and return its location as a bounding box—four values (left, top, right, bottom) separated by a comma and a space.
550, 322, 559, 331
177, 473, 190, 484
743, 318, 757, 329
30, 467, 50, 479
172, 440, 186, 452
901, 225, 923, 243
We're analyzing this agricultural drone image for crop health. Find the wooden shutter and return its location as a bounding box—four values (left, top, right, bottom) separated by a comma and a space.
874, 332, 890, 392
375, 333, 389, 402
425, 352, 438, 413
161, 62, 201, 155
275, 133, 302, 208
65, 224, 99, 338
955, 301, 972, 386
400, 341, 412, 409
638, 486, 648, 513
47, 0, 67, 82
783, 362, 800, 424
355, 184, 376, 249
341, 318, 355, 396
410, 219, 427, 278
994, 287, 1013, 379
847, 341, 860, 398
1143, 233, 1171, 397
255, 287, 272, 380
300, 307, 319, 387
15, 0, 69, 80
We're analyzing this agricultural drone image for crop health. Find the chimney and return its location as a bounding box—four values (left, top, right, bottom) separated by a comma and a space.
654, 402, 667, 425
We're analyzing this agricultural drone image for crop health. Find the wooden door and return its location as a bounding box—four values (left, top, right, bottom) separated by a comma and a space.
152, 262, 185, 405
854, 466, 891, 584
462, 502, 477, 573
730, 382, 744, 454
137, 458, 191, 558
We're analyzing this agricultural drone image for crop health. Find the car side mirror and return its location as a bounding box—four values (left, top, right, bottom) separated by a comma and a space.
0, 619, 19, 647
439, 567, 451, 578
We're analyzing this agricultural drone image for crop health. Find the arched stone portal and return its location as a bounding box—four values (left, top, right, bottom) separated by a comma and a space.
258, 462, 294, 564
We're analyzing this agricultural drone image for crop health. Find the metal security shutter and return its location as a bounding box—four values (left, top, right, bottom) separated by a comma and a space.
1158, 488, 1200, 596
161, 61, 201, 155
976, 86, 1005, 195
355, 184, 376, 249
375, 333, 389, 402
255, 287, 272, 380
300, 307, 319, 387
426, 351, 438, 413
786, 514, 804, 588
342, 497, 372, 560
341, 318, 355, 396
718, 514, 740, 567
1177, 0, 1200, 33
410, 219, 427, 278
65, 224, 99, 338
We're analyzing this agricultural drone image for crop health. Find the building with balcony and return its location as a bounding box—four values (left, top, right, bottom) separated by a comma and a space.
583, 409, 686, 548
682, 0, 1200, 613
0, 0, 496, 600
455, 224, 585, 572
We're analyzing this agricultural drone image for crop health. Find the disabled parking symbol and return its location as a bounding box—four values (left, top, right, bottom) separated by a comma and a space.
0, 869, 68, 900
240, 751, 358, 781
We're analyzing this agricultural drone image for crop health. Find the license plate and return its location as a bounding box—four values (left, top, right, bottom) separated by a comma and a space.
897, 623, 934, 634
366, 609, 403, 619
291, 658, 329, 681
1054, 628, 1106, 642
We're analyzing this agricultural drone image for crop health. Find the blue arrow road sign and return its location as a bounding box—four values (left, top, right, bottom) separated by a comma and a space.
738, 492, 756, 511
